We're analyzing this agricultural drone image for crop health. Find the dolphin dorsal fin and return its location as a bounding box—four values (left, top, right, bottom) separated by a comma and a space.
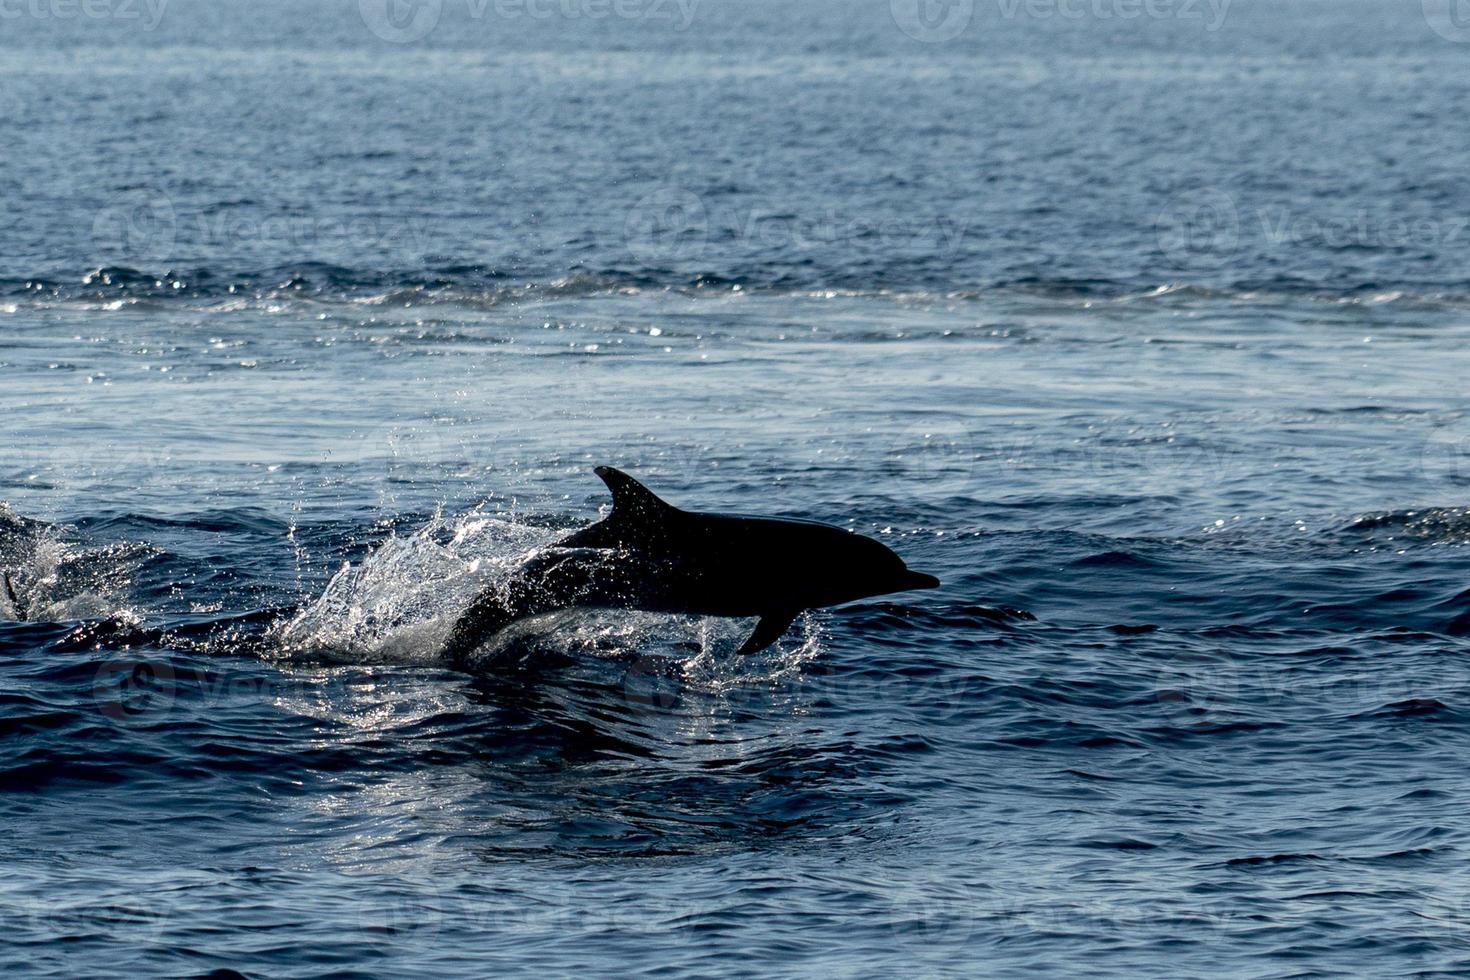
557, 467, 678, 549
594, 466, 676, 527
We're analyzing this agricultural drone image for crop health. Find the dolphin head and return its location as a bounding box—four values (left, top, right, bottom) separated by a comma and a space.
802, 524, 940, 606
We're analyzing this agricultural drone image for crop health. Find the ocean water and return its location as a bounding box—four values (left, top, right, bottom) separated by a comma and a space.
5, 0, 1470, 975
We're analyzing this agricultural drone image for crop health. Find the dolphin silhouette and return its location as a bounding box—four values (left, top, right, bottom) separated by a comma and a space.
444, 466, 940, 666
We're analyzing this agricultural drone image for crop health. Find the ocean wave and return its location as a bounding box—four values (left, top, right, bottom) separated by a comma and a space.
7, 265, 1470, 314
1347, 508, 1470, 546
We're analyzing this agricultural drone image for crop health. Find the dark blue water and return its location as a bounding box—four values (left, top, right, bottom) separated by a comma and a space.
5, 1, 1470, 975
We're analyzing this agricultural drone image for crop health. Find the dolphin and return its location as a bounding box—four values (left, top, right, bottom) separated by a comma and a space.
444, 466, 940, 667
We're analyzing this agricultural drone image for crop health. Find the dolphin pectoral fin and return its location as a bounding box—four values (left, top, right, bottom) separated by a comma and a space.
735, 610, 800, 656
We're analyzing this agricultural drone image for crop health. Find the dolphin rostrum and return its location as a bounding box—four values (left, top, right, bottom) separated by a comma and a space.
444, 466, 940, 667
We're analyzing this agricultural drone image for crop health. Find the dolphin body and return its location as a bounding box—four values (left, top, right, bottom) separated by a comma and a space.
444, 466, 940, 667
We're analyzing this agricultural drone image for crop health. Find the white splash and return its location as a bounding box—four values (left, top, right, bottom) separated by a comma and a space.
274, 508, 557, 664
0, 504, 129, 623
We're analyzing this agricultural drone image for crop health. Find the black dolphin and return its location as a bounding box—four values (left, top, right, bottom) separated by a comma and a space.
444, 466, 940, 666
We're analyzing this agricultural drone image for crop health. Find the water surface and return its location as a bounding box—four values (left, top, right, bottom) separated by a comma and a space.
4, 1, 1470, 975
